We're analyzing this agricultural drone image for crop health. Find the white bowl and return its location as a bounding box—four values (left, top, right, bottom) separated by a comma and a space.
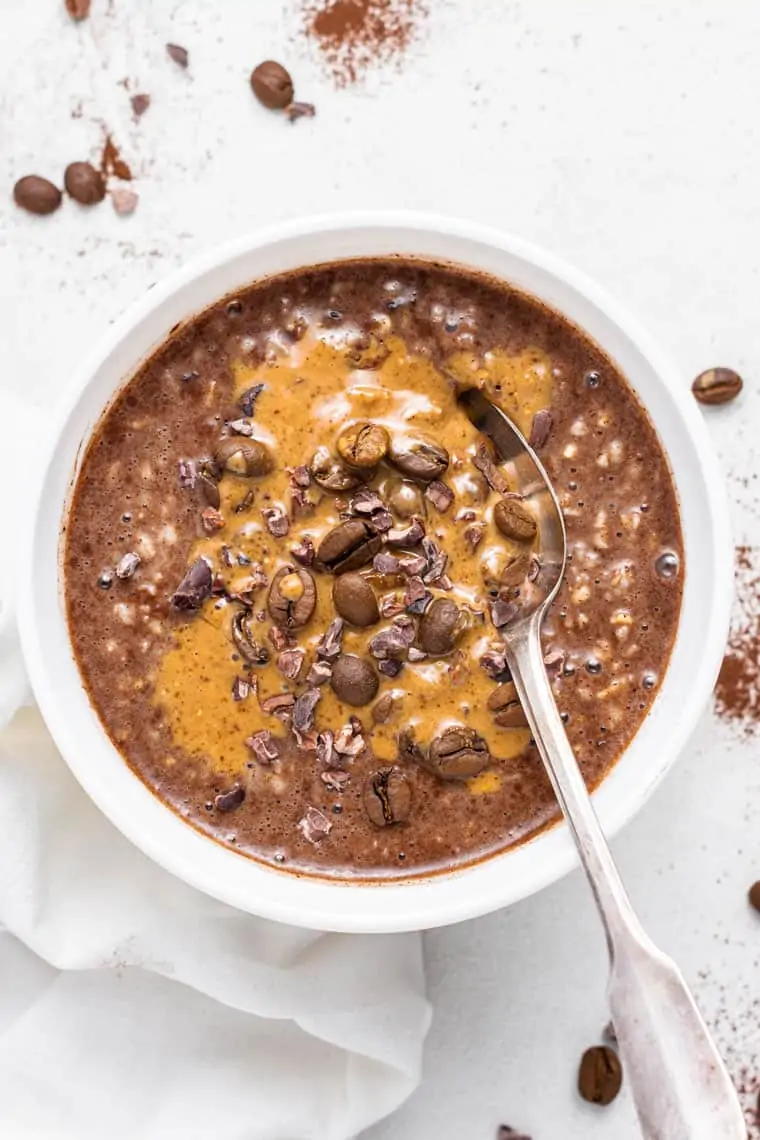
17, 213, 732, 933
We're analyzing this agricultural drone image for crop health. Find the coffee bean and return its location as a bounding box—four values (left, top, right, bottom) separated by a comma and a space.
748, 881, 760, 912
388, 436, 449, 482
317, 519, 382, 575
529, 409, 553, 450
494, 498, 537, 543
330, 654, 379, 706
64, 161, 105, 205
385, 477, 426, 519
418, 597, 461, 655
692, 367, 743, 406
130, 93, 151, 117
577, 1045, 623, 1106
333, 572, 379, 627
363, 767, 411, 827
250, 60, 294, 109
214, 436, 273, 477
65, 0, 90, 19
487, 682, 528, 728
310, 446, 364, 492
166, 43, 189, 68
426, 727, 490, 780
230, 609, 270, 665
13, 175, 62, 216
337, 421, 389, 469
267, 566, 316, 629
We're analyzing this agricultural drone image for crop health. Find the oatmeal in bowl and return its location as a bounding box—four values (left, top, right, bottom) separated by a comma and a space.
20, 217, 730, 928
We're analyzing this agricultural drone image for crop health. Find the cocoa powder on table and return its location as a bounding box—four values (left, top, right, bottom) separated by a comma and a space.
714, 546, 760, 732
301, 0, 428, 86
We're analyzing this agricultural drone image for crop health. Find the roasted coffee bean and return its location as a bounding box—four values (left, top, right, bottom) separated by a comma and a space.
748, 880, 760, 912
488, 682, 529, 728
332, 572, 379, 626
577, 1045, 623, 1106
65, 0, 91, 19
250, 60, 294, 109
692, 367, 743, 406
267, 566, 316, 629
214, 436, 273, 477
317, 519, 382, 575
529, 408, 553, 450
363, 767, 411, 827
336, 421, 389, 469
64, 162, 106, 205
214, 785, 245, 812
418, 597, 462, 655
494, 498, 537, 542
231, 609, 270, 665
330, 654, 379, 706
171, 558, 212, 610
130, 93, 151, 117
385, 477, 426, 519
13, 175, 62, 216
310, 446, 364, 492
387, 436, 449, 482
426, 727, 490, 780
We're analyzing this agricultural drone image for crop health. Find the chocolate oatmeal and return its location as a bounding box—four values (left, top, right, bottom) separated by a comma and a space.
63, 260, 683, 878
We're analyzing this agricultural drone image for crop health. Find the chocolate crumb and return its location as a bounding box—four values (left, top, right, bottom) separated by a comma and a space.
201, 507, 225, 533
261, 505, 289, 537
65, 0, 90, 20
464, 522, 485, 550
240, 383, 265, 416
171, 558, 212, 611
111, 188, 139, 216
166, 43, 189, 68
529, 408, 553, 450
321, 769, 349, 792
286, 101, 316, 122
425, 480, 454, 513
115, 552, 140, 580
232, 675, 252, 702
298, 805, 332, 843
277, 647, 306, 680
246, 730, 280, 764
291, 535, 316, 566
307, 659, 333, 686
214, 785, 245, 812
130, 93, 151, 117
749, 881, 760, 913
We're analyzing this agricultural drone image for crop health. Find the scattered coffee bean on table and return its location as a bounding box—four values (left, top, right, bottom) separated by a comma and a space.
64, 0, 90, 19
578, 1044, 623, 1105
250, 60, 295, 109
13, 175, 62, 215
748, 880, 760, 913
691, 367, 743, 406
64, 161, 106, 206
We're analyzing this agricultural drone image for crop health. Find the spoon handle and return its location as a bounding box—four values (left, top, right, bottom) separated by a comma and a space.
506, 620, 745, 1140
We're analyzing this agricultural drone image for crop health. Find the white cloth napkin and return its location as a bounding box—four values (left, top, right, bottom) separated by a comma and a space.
0, 391, 430, 1140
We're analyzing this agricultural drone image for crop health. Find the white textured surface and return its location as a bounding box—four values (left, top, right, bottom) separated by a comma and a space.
2, 1, 759, 1137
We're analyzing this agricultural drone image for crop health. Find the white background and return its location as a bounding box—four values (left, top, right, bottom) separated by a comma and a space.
2, 2, 759, 1137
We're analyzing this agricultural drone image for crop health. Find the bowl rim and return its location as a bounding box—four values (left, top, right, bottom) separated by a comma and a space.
17, 211, 733, 932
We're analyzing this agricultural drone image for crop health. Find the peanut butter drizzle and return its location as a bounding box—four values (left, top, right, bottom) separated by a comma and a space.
153, 332, 554, 785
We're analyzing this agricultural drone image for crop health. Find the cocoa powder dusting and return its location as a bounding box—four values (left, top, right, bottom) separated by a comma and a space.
714, 546, 760, 732
302, 0, 428, 87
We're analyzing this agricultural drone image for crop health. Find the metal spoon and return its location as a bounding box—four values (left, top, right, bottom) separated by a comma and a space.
458, 388, 744, 1140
